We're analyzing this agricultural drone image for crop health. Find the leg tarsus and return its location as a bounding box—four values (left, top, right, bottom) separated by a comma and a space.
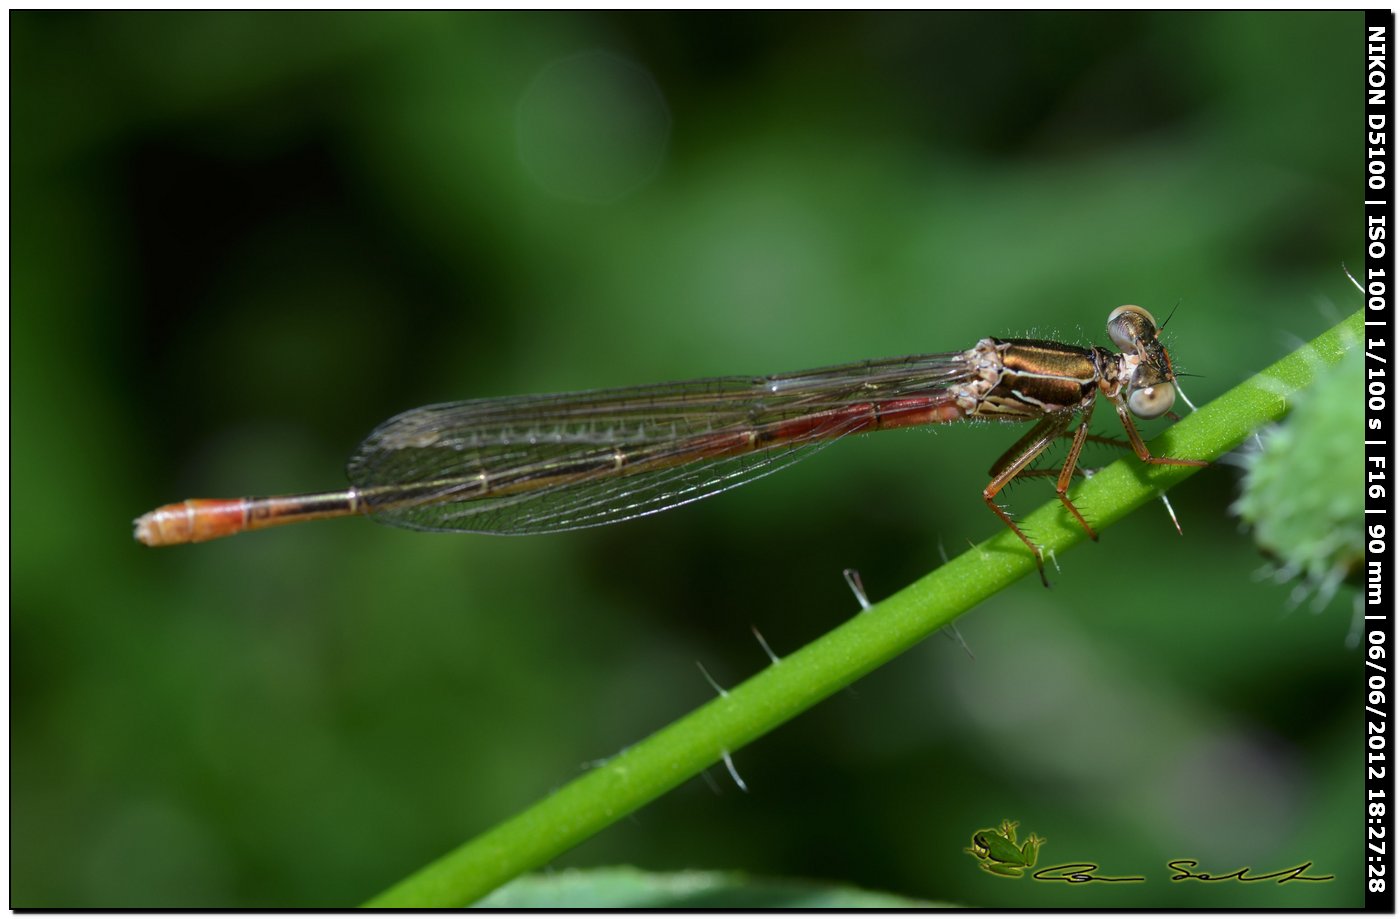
983, 496, 1051, 587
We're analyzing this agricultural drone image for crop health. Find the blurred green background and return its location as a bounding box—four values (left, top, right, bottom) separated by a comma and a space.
12, 11, 1366, 908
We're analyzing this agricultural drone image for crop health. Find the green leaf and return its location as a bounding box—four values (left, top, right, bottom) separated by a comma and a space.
472, 867, 946, 908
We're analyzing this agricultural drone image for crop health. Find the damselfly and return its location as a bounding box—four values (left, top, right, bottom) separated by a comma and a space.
134, 305, 1206, 584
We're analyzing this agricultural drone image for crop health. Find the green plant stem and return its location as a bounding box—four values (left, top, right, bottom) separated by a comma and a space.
364, 309, 1362, 908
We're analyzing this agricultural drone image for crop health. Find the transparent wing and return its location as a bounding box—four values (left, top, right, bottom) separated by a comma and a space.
346, 351, 976, 534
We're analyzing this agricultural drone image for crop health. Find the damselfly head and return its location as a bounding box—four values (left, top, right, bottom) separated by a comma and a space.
1108, 305, 1179, 420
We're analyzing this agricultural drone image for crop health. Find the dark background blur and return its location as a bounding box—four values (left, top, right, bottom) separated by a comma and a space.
12, 11, 1364, 907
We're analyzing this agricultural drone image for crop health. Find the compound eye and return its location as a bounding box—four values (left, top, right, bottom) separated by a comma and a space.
1107, 305, 1158, 351
1127, 382, 1176, 419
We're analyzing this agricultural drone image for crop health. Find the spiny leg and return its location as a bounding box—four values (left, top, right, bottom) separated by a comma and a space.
1079, 432, 1133, 450
993, 419, 1101, 541
985, 413, 1074, 587
1053, 397, 1098, 541
1110, 397, 1209, 469
1013, 464, 1103, 533
1035, 424, 1190, 537
989, 408, 1103, 552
